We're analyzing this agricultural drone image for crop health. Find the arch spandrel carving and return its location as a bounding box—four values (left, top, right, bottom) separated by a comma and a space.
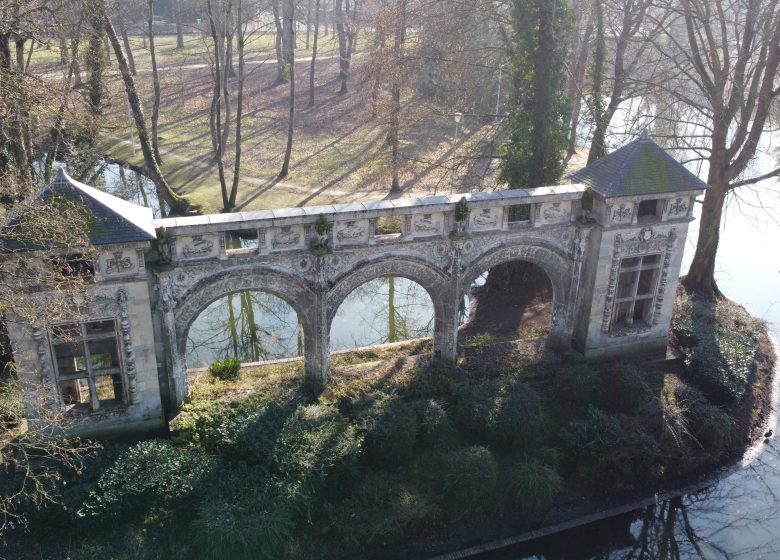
170, 268, 318, 354
460, 243, 572, 301
326, 257, 451, 327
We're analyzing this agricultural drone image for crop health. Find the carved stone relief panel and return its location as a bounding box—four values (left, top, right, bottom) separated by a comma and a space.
537, 201, 572, 225
177, 233, 220, 260
607, 202, 634, 225
412, 213, 444, 237
272, 225, 304, 250
470, 208, 501, 231
100, 249, 138, 277
334, 219, 369, 245
663, 196, 690, 219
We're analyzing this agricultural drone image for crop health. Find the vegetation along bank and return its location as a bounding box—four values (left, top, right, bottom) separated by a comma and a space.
1, 285, 775, 559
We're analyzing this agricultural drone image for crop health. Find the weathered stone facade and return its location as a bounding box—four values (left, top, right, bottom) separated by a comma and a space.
4, 135, 708, 435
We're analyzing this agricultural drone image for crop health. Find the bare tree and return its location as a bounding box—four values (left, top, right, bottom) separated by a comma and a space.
308, 0, 321, 107
650, 0, 780, 297
279, 0, 296, 178
586, 0, 667, 164
91, 0, 186, 214
147, 0, 163, 165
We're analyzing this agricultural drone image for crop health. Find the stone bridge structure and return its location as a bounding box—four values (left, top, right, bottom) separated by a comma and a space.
5, 133, 708, 435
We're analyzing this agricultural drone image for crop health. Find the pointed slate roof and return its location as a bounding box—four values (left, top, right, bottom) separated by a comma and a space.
570, 131, 709, 198
39, 168, 157, 246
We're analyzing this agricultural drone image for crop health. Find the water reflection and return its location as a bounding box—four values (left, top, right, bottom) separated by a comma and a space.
186, 291, 302, 369
330, 277, 435, 350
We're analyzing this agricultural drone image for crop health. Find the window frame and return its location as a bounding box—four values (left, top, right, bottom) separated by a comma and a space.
610, 253, 662, 331
49, 318, 127, 412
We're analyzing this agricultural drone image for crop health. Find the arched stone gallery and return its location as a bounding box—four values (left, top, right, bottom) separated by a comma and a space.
4, 134, 708, 435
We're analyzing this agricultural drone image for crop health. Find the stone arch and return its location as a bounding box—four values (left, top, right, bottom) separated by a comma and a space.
326, 257, 452, 354
460, 242, 573, 348
173, 268, 318, 360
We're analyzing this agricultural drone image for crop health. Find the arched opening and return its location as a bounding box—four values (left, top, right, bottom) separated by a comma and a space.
185, 290, 303, 369
460, 261, 554, 344
330, 277, 435, 351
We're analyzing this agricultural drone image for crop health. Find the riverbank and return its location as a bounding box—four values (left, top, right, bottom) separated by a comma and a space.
1, 289, 774, 560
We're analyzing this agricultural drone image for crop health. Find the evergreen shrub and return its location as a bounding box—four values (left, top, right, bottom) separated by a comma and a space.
209, 357, 241, 380
273, 404, 361, 494
507, 456, 562, 511
443, 446, 497, 503
455, 377, 545, 447
192, 469, 296, 560
359, 393, 418, 468
81, 439, 216, 520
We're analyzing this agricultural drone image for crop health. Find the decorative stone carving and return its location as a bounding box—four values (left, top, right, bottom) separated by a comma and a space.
470, 208, 500, 231
335, 220, 368, 244
181, 234, 218, 259
413, 213, 443, 236
326, 258, 450, 325
32, 327, 53, 382
117, 289, 139, 404
105, 251, 134, 275
609, 203, 633, 224
539, 201, 572, 224
665, 197, 689, 217
601, 227, 678, 334
273, 225, 303, 249
454, 197, 469, 234
173, 269, 317, 353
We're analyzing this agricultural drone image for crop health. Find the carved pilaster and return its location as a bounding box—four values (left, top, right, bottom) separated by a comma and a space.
117, 289, 139, 404
651, 228, 677, 325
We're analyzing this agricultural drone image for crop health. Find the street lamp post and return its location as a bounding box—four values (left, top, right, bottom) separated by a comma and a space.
451, 112, 463, 194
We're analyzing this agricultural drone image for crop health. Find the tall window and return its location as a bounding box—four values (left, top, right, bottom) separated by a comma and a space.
50, 320, 124, 412
611, 254, 661, 330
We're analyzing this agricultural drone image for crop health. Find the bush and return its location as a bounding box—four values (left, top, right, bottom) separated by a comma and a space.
676, 386, 733, 457
327, 473, 441, 555
209, 358, 241, 380
506, 456, 562, 511
559, 406, 661, 488
359, 393, 418, 468
443, 446, 497, 503
413, 398, 456, 451
455, 377, 545, 448
273, 404, 362, 495
214, 401, 292, 468
81, 440, 216, 520
192, 469, 297, 560
602, 364, 654, 414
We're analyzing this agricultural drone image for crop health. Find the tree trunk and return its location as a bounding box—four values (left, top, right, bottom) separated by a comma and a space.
308, 0, 320, 107
207, 0, 230, 210
59, 34, 68, 65
271, 0, 287, 85
118, 18, 136, 76
70, 37, 82, 87
306, 0, 312, 48
587, 0, 606, 164
228, 0, 245, 209
147, 0, 163, 165
388, 0, 406, 194
100, 3, 186, 214
220, 1, 233, 151
387, 277, 397, 343
682, 181, 725, 299
175, 0, 185, 49
335, 0, 347, 94
279, 0, 296, 178
565, 1, 593, 160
